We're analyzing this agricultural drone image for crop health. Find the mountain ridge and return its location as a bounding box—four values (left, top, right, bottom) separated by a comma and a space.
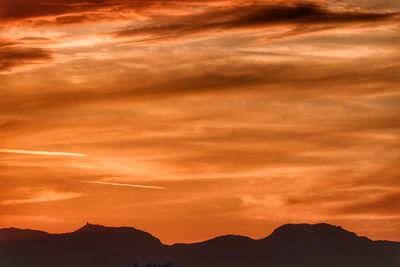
1, 223, 399, 267
0, 222, 389, 244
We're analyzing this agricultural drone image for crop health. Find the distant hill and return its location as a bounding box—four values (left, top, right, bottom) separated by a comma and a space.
1, 223, 399, 267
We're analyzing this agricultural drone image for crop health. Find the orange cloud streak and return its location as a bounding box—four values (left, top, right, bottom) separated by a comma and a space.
81, 181, 167, 190
0, 149, 86, 157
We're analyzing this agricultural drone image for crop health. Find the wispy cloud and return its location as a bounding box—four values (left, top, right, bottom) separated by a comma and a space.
81, 180, 167, 190
0, 189, 83, 205
0, 149, 86, 157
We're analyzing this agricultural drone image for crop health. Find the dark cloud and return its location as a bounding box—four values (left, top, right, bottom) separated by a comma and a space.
336, 191, 400, 215
115, 3, 399, 40
53, 14, 109, 24
0, 41, 52, 72
0, 0, 112, 21
282, 164, 400, 218
1, 0, 397, 31
0, 0, 215, 22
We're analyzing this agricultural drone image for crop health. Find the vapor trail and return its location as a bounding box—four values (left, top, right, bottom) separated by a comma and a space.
0, 149, 86, 157
81, 181, 166, 190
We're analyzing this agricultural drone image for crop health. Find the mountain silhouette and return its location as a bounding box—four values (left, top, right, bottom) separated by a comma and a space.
0, 228, 49, 245
1, 223, 399, 267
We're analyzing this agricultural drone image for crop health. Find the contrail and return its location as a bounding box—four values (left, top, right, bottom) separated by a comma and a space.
81, 181, 166, 190
0, 149, 86, 157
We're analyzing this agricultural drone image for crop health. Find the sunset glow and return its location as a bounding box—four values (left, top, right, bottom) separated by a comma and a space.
0, 0, 399, 244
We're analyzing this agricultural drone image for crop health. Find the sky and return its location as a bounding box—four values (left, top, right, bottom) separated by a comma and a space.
0, 0, 399, 244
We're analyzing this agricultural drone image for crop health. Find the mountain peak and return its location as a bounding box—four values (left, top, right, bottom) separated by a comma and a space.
266, 223, 368, 243
75, 222, 144, 234
273, 223, 346, 233
76, 222, 108, 233
71, 223, 163, 247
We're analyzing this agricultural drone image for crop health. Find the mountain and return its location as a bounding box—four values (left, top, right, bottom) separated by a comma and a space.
0, 228, 49, 245
0, 223, 163, 267
1, 223, 399, 267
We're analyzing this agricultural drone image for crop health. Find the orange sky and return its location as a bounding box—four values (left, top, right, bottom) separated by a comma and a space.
0, 0, 399, 244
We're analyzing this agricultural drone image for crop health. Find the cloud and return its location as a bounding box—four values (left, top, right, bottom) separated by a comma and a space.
81, 180, 167, 190
0, 41, 52, 72
0, 149, 86, 157
1, 51, 399, 115
0, 0, 112, 21
1, 0, 397, 32
0, 0, 224, 23
114, 2, 399, 41
335, 191, 400, 215
281, 164, 400, 220
0, 188, 83, 205
348, 0, 400, 9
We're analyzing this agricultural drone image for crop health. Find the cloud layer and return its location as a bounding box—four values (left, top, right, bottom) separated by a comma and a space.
0, 0, 399, 243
